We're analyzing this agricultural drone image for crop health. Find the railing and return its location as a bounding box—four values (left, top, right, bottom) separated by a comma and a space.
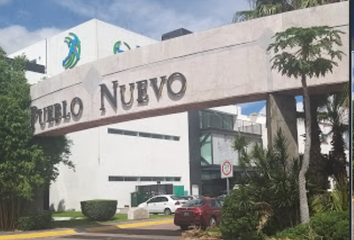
234, 119, 262, 135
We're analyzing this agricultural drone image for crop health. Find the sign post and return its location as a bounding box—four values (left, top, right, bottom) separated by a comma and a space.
221, 160, 233, 195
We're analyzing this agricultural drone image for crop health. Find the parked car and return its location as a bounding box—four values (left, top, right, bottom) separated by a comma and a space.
138, 195, 187, 215
174, 198, 223, 230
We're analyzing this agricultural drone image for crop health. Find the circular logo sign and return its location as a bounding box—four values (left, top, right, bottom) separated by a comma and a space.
221, 161, 232, 177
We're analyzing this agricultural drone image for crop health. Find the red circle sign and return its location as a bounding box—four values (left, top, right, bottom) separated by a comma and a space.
222, 161, 232, 176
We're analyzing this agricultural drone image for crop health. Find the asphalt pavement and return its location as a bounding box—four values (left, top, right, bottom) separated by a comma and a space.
0, 219, 181, 240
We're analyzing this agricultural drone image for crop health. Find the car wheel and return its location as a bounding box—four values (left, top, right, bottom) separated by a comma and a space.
209, 217, 217, 227
180, 225, 189, 231
164, 208, 172, 215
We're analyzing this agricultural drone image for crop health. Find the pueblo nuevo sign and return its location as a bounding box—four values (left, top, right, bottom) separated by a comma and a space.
30, 72, 187, 131
30, 2, 348, 136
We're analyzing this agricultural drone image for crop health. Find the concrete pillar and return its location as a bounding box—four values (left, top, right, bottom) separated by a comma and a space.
266, 94, 299, 166
188, 111, 202, 195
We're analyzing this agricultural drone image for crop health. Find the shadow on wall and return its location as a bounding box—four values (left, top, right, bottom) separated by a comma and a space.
50, 199, 66, 212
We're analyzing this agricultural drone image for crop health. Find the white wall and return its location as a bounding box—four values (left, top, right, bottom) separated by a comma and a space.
43, 19, 189, 210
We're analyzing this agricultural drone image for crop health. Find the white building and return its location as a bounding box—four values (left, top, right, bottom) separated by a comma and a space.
9, 19, 192, 210
17, 18, 346, 211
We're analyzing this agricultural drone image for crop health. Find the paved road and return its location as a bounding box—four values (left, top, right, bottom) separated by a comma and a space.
19, 223, 182, 240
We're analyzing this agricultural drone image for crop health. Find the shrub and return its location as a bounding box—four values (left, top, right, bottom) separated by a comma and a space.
273, 210, 349, 240
80, 200, 117, 221
310, 210, 349, 240
220, 188, 265, 240
16, 211, 52, 231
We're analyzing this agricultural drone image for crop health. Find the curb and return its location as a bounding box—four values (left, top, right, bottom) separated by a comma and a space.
0, 218, 174, 239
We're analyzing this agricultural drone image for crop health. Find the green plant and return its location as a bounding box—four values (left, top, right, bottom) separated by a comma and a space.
311, 179, 349, 214
81, 200, 117, 221
273, 210, 349, 240
16, 211, 52, 231
0, 47, 73, 231
267, 25, 345, 223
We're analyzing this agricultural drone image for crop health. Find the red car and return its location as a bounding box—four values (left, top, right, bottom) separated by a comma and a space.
174, 198, 223, 230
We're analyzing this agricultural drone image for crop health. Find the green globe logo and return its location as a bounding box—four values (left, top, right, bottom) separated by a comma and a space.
62, 33, 81, 69
113, 41, 131, 54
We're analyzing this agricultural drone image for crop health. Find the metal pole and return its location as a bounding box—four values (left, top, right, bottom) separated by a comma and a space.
226, 178, 230, 195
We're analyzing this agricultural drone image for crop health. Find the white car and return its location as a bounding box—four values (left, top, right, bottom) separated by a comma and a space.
138, 195, 187, 215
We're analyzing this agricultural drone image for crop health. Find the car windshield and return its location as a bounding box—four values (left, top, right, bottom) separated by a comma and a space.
183, 199, 207, 207
170, 196, 182, 200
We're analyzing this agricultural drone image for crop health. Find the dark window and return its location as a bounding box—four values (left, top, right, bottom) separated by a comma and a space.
209, 200, 220, 207
141, 177, 152, 181
183, 199, 207, 207
124, 177, 138, 181
139, 132, 150, 138
108, 176, 124, 181
108, 128, 123, 134
123, 130, 137, 136
158, 197, 168, 202
152, 177, 164, 181
170, 196, 182, 200
147, 197, 158, 203
107, 128, 179, 141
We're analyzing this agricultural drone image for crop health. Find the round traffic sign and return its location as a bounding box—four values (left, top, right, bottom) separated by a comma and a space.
221, 161, 232, 176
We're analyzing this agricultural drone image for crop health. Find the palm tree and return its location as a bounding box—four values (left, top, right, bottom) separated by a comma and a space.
233, 0, 348, 22
321, 92, 349, 183
233, 0, 294, 22
267, 26, 344, 223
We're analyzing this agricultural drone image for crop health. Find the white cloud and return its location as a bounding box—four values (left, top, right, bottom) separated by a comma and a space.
0, 0, 11, 5
53, 0, 250, 40
0, 25, 62, 54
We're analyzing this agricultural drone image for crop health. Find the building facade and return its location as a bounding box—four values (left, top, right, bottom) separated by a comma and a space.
9, 19, 192, 210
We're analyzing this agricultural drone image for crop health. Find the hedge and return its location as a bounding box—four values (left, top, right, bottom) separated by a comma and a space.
16, 211, 52, 231
274, 210, 349, 240
80, 199, 117, 221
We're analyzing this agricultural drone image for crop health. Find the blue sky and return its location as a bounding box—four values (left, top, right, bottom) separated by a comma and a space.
0, 0, 351, 115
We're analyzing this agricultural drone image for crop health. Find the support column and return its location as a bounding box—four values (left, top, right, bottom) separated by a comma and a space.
188, 111, 202, 195
266, 94, 299, 166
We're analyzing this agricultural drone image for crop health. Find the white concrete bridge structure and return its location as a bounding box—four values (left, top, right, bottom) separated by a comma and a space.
30, 2, 348, 159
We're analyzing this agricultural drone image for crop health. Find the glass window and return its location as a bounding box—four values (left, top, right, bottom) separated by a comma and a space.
148, 197, 158, 203
107, 128, 123, 134
123, 130, 137, 136
139, 132, 150, 138
170, 196, 182, 200
183, 199, 207, 207
200, 133, 212, 165
152, 177, 164, 181
108, 176, 124, 181
159, 197, 168, 202
140, 177, 152, 181
124, 177, 138, 181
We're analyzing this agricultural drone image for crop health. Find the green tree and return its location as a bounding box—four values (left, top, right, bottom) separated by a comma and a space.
0, 47, 73, 230
322, 92, 349, 183
221, 129, 300, 239
267, 26, 344, 223
233, 0, 348, 22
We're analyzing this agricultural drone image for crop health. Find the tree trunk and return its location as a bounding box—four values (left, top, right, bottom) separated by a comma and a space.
331, 128, 348, 183
307, 96, 328, 194
299, 75, 310, 223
